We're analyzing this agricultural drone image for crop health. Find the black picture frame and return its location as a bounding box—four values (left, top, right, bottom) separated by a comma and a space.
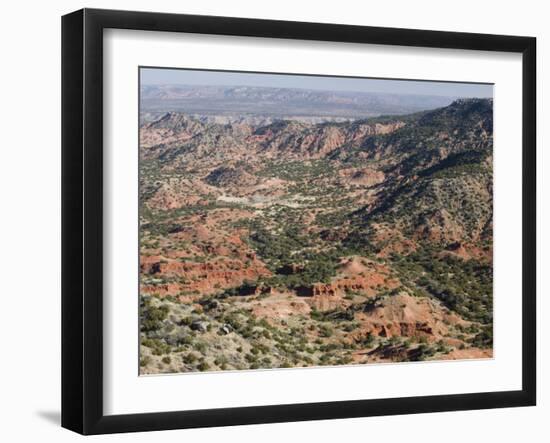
62, 8, 536, 435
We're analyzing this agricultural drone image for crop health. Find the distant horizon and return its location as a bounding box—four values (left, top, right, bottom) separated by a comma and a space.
142, 82, 471, 100
140, 67, 493, 99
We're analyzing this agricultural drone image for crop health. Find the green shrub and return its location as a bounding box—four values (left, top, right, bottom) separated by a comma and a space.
139, 356, 151, 367
182, 353, 198, 364
318, 324, 333, 338
197, 361, 211, 372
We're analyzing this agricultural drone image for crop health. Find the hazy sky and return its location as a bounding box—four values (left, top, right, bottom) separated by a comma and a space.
140, 67, 493, 98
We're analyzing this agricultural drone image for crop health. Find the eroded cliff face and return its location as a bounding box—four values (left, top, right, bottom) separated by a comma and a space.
139, 99, 494, 374
140, 114, 406, 165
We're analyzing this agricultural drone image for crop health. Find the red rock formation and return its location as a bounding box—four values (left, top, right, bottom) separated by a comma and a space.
352, 294, 468, 341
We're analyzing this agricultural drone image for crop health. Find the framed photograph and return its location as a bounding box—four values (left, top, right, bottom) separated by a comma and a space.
62, 8, 536, 435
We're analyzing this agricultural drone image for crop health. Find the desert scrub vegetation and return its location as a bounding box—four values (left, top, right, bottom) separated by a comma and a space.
391, 248, 492, 323
140, 297, 170, 332
141, 337, 171, 355
257, 159, 335, 181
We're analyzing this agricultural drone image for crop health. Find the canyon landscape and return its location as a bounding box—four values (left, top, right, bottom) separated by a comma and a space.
139, 70, 493, 374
